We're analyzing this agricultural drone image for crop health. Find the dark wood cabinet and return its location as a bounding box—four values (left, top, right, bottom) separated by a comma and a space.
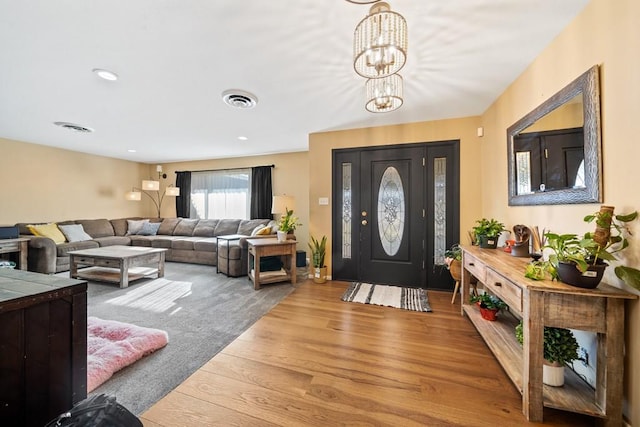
0, 269, 87, 427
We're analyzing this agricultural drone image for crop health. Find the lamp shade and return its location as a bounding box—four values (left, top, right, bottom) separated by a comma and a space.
272, 195, 295, 214
354, 2, 407, 78
165, 186, 180, 196
125, 191, 142, 201
142, 180, 160, 191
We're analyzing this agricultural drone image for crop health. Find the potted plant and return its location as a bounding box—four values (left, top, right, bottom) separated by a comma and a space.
515, 321, 580, 387
308, 235, 327, 283
544, 206, 639, 289
472, 218, 506, 249
470, 293, 508, 321
443, 244, 462, 281
277, 208, 301, 242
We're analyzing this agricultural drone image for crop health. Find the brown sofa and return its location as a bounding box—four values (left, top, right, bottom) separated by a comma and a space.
17, 217, 274, 276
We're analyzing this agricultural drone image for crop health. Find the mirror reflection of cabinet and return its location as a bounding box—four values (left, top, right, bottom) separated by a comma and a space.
507, 65, 602, 205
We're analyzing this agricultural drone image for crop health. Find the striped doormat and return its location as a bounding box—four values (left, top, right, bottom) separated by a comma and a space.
341, 282, 432, 312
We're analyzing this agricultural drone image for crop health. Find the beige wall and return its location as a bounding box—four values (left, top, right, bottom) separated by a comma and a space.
479, 0, 640, 422
308, 117, 483, 275
161, 151, 310, 251
0, 137, 149, 224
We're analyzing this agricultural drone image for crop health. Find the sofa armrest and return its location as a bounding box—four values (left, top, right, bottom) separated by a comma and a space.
25, 236, 57, 274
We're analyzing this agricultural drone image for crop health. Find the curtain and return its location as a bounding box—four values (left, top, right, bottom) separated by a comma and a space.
250, 166, 272, 219
175, 171, 191, 218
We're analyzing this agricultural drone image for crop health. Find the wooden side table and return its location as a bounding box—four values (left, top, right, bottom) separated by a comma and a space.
247, 238, 297, 290
0, 237, 28, 270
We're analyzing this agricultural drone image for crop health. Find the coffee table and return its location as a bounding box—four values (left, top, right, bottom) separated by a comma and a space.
69, 245, 167, 288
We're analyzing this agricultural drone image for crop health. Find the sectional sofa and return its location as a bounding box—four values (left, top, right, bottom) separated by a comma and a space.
17, 217, 276, 276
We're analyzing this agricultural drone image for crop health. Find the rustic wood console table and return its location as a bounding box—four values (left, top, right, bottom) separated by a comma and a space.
461, 245, 636, 425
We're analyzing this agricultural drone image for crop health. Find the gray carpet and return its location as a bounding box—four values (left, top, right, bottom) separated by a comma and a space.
69, 262, 294, 415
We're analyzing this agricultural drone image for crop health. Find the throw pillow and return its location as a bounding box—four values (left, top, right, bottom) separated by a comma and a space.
28, 223, 66, 244
126, 219, 150, 235
59, 224, 93, 242
138, 222, 161, 236
256, 226, 272, 235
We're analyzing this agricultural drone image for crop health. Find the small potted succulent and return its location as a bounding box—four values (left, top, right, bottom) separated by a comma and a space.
515, 320, 580, 387
470, 293, 508, 321
472, 218, 506, 249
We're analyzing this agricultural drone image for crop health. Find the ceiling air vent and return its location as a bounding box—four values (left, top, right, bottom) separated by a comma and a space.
222, 89, 258, 109
53, 122, 94, 133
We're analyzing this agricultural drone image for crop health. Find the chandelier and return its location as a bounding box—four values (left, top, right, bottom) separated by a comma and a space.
365, 74, 403, 113
353, 2, 407, 79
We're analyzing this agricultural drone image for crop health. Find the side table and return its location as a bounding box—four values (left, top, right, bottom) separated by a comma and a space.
0, 237, 28, 270
217, 234, 244, 277
247, 238, 297, 290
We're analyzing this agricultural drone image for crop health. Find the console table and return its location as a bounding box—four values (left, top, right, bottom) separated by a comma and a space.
0, 269, 87, 427
461, 245, 636, 425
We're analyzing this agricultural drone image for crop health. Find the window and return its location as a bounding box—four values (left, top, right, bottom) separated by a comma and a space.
189, 169, 251, 219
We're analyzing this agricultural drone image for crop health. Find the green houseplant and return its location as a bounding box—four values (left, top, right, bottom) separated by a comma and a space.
472, 218, 506, 249
515, 320, 580, 387
443, 243, 462, 281
308, 235, 327, 283
543, 206, 640, 289
470, 293, 508, 321
277, 209, 301, 242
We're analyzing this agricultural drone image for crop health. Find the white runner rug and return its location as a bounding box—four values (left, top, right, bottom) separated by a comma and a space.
341, 282, 432, 312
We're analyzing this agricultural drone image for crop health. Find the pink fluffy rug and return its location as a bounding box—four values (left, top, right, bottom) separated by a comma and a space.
87, 316, 169, 392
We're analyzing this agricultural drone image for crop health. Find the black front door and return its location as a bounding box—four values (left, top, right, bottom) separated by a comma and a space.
332, 142, 459, 289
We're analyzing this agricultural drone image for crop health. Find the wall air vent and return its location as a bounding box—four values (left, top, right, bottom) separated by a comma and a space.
53, 122, 94, 133
222, 89, 258, 109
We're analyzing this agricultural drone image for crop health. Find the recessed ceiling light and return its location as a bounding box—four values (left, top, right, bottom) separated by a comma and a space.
92, 68, 118, 81
53, 121, 94, 133
127, 149, 137, 153
238, 136, 248, 141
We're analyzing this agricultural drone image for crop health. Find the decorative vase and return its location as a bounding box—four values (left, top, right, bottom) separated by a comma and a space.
543, 361, 565, 387
276, 230, 287, 242
478, 235, 498, 249
313, 266, 327, 284
557, 261, 607, 289
479, 306, 499, 321
449, 259, 462, 281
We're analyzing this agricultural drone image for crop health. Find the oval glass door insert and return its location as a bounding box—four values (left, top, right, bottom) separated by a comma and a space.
377, 166, 405, 256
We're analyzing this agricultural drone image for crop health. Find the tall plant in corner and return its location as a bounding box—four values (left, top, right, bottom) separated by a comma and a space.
308, 235, 327, 284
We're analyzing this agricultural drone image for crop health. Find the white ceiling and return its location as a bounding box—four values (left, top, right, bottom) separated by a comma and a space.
0, 0, 590, 164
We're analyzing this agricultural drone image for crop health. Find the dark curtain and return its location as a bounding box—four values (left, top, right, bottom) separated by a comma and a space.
250, 166, 272, 219
175, 171, 191, 218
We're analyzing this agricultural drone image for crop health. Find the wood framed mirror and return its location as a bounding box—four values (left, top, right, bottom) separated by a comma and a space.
507, 65, 602, 205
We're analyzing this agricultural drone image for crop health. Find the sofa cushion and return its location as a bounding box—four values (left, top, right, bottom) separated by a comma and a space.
173, 219, 199, 236
193, 219, 219, 237
58, 224, 93, 242
158, 218, 181, 235
126, 219, 150, 235
150, 237, 178, 249
171, 237, 202, 250
28, 223, 66, 244
94, 236, 131, 247
238, 219, 270, 236
213, 219, 241, 236
138, 222, 161, 236
128, 236, 155, 247
193, 238, 218, 252
77, 219, 115, 238
56, 240, 100, 256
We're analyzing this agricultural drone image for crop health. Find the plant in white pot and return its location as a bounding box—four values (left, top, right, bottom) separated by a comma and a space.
277, 208, 300, 242
308, 235, 327, 283
515, 321, 580, 387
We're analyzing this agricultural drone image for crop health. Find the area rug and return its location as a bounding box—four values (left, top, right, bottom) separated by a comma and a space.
341, 282, 432, 312
87, 316, 169, 392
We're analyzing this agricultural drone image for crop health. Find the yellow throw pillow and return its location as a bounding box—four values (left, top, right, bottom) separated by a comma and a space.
256, 226, 273, 235
28, 223, 66, 244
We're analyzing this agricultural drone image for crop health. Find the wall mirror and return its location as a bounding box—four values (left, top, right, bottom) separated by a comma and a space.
507, 65, 602, 205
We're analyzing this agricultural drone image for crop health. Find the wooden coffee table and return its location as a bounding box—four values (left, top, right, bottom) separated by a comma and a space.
69, 245, 167, 288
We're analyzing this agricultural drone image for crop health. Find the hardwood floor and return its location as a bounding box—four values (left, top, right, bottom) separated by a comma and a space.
140, 280, 594, 426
